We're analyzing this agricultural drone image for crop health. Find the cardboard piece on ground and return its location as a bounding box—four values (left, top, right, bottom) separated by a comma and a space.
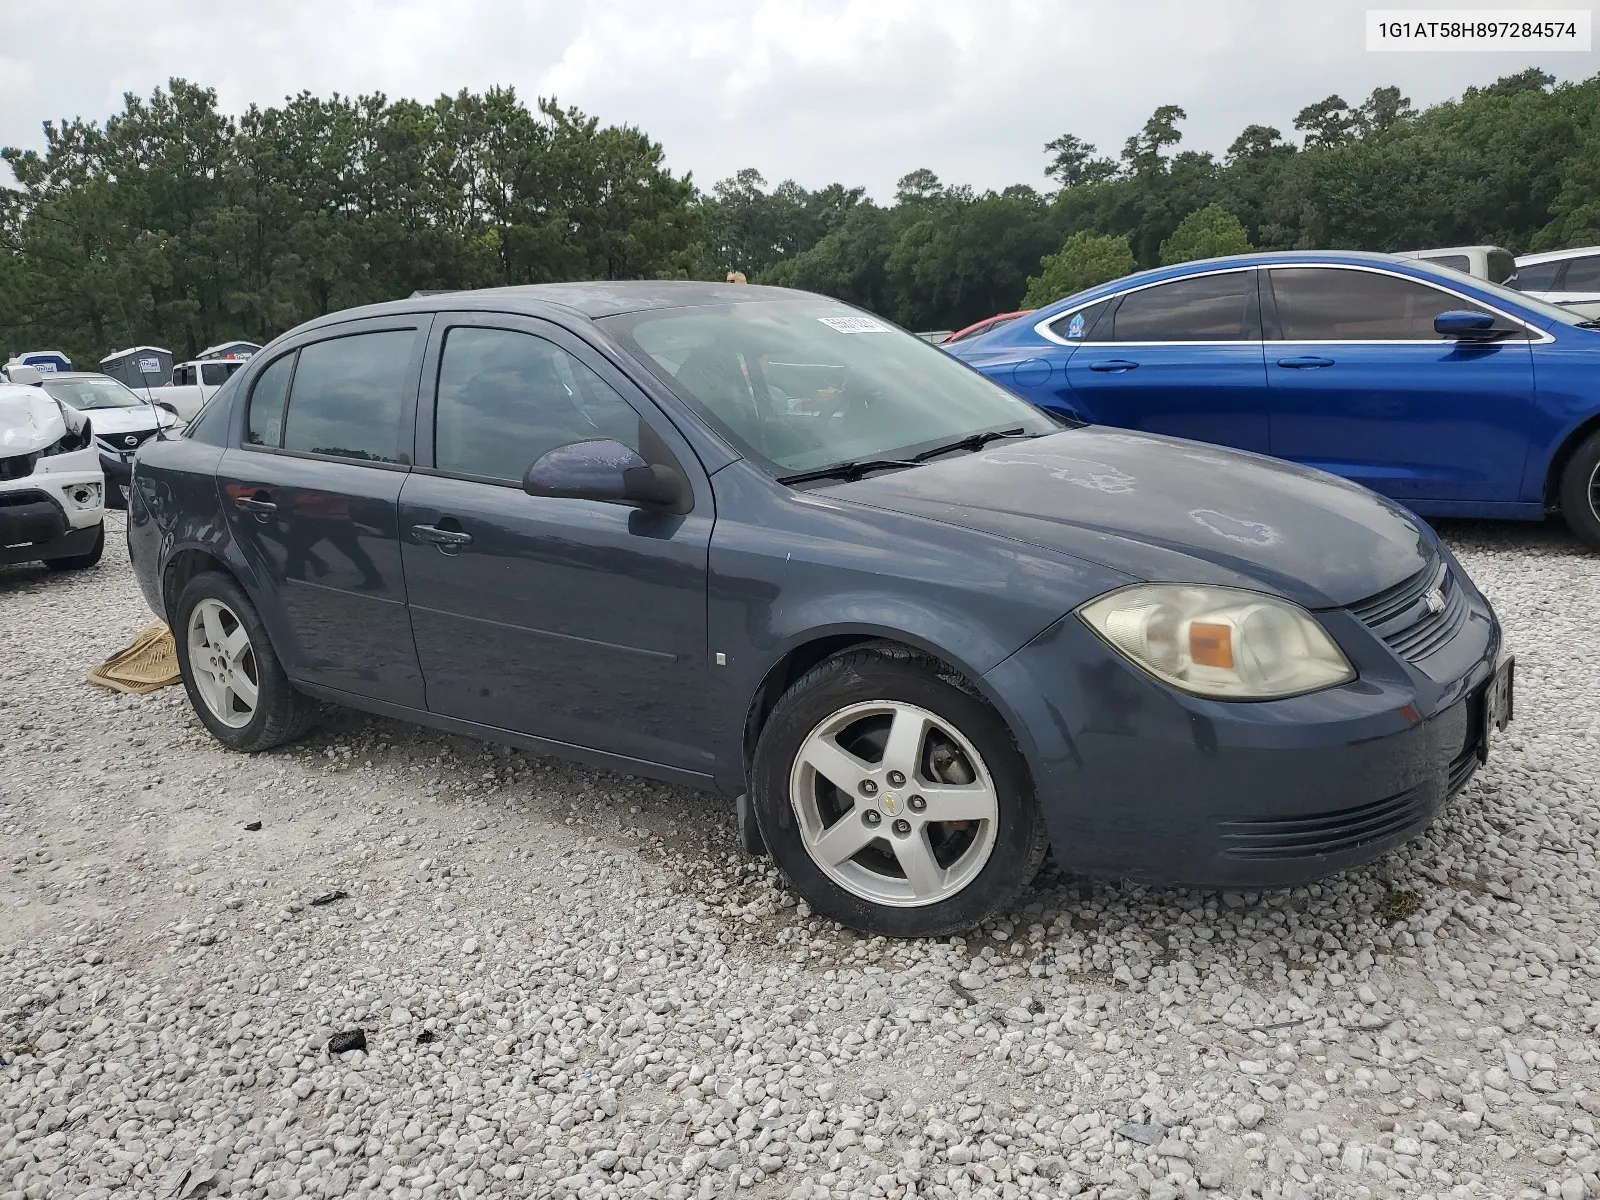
88, 620, 181, 694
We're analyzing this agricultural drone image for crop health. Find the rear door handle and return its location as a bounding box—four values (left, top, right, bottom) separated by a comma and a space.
411, 523, 474, 553
1276, 356, 1335, 369
1087, 359, 1139, 373
233, 492, 277, 519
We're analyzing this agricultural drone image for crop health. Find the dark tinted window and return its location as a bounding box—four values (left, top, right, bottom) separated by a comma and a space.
1270, 268, 1504, 340
246, 353, 294, 447
1111, 272, 1257, 341
434, 327, 641, 482
1487, 250, 1516, 284
1562, 255, 1600, 291
1050, 298, 1113, 342
1424, 254, 1470, 274
282, 330, 416, 463
1510, 261, 1562, 291
201, 363, 230, 385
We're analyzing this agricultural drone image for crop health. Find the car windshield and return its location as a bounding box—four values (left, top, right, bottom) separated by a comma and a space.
39, 376, 149, 410
601, 298, 1057, 475
1407, 258, 1594, 327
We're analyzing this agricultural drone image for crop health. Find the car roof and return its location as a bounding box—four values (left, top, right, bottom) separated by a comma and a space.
42, 372, 118, 381
1033, 249, 1502, 316
1515, 246, 1600, 266
290, 280, 799, 336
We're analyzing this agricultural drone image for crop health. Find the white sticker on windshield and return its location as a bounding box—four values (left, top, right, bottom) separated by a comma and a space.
818, 316, 891, 335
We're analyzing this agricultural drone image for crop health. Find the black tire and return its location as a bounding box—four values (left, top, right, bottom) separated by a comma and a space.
172, 571, 320, 752
750, 643, 1049, 937
44, 523, 104, 571
1558, 429, 1600, 551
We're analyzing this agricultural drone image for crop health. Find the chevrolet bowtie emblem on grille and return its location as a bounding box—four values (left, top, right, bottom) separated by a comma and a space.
123, 435, 139, 447
1424, 588, 1445, 616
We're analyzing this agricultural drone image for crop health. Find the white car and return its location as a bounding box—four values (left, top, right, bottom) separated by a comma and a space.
158, 358, 248, 421
1511, 246, 1600, 318
1394, 245, 1517, 285
37, 373, 181, 508
0, 369, 105, 571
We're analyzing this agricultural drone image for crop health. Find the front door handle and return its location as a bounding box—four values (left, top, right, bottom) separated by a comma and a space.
411, 523, 474, 554
1276, 356, 1335, 369
1087, 359, 1140, 373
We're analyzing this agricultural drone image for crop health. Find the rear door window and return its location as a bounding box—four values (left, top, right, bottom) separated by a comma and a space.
1269, 268, 1517, 340
1109, 272, 1259, 342
433, 326, 642, 483
1511, 261, 1563, 291
246, 353, 295, 447
281, 330, 417, 463
1561, 255, 1600, 292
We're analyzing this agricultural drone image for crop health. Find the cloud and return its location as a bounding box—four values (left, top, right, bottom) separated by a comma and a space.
0, 0, 1589, 200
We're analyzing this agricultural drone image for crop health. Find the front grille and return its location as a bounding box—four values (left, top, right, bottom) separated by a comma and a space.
1216, 783, 1432, 860
1349, 557, 1469, 665
96, 428, 157, 454
0, 452, 38, 482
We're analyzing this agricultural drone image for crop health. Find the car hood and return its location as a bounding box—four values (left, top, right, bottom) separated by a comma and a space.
81, 406, 173, 435
0, 386, 71, 455
824, 427, 1433, 609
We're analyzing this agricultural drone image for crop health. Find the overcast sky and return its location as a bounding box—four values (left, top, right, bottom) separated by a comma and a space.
1, 0, 1592, 201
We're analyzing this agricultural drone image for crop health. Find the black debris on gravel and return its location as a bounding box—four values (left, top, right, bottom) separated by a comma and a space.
327, 1029, 367, 1054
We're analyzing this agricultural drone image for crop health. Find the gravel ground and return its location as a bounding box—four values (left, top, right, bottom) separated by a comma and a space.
2, 513, 1599, 1200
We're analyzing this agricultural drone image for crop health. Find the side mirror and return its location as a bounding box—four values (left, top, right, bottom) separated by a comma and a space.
522, 439, 687, 511
1434, 310, 1498, 339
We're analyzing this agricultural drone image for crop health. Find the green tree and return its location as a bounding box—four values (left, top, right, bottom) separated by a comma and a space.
1021, 231, 1134, 307
1043, 133, 1118, 188
1159, 205, 1253, 264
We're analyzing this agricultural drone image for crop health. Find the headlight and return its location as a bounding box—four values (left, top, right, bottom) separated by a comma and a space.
1079, 584, 1355, 700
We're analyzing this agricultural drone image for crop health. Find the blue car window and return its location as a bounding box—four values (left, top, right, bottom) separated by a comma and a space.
1269, 268, 1520, 341
1110, 271, 1258, 342
434, 326, 642, 483
1049, 298, 1113, 342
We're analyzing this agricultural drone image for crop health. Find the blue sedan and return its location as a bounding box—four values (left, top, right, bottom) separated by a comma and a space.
948, 251, 1600, 549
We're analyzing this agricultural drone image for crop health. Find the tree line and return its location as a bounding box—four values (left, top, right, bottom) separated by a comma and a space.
3, 67, 1598, 365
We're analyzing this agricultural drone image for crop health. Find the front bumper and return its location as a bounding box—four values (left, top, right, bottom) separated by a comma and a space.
984, 561, 1502, 889
0, 489, 103, 565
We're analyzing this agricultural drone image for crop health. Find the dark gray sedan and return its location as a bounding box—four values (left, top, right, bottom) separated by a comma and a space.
127, 282, 1510, 936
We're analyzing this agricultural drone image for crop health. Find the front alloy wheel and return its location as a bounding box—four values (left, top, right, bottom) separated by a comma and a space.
751, 644, 1048, 937
790, 700, 999, 907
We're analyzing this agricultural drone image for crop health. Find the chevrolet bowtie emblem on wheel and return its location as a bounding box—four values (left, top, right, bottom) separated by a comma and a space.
880, 792, 901, 816
1424, 588, 1445, 616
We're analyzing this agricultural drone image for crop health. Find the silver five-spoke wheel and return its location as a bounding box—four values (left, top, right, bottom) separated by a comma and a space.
186, 597, 259, 729
789, 700, 999, 908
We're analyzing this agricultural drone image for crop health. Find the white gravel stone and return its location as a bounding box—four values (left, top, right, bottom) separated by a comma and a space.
3, 514, 1599, 1200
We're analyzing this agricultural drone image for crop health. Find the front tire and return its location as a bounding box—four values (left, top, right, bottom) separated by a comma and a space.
44, 523, 104, 571
1559, 429, 1600, 551
173, 571, 319, 752
751, 644, 1048, 937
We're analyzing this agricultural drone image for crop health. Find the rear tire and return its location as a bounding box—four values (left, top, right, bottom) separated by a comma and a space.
751, 644, 1049, 937
173, 571, 319, 752
1558, 429, 1600, 551
44, 523, 104, 571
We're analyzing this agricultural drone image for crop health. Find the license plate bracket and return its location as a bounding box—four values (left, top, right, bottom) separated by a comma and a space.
1478, 655, 1514, 763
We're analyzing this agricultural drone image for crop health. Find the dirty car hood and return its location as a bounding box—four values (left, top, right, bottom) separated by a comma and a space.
825, 427, 1433, 609
0, 386, 70, 455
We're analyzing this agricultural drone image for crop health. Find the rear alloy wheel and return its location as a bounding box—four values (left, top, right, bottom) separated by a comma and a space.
1559, 429, 1600, 551
174, 572, 320, 752
752, 645, 1048, 937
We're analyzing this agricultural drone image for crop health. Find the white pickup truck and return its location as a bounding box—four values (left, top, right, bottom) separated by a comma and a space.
155, 358, 248, 421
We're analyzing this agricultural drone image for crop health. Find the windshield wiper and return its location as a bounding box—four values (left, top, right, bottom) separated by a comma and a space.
910, 427, 1032, 462
776, 458, 919, 485
1574, 318, 1600, 329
